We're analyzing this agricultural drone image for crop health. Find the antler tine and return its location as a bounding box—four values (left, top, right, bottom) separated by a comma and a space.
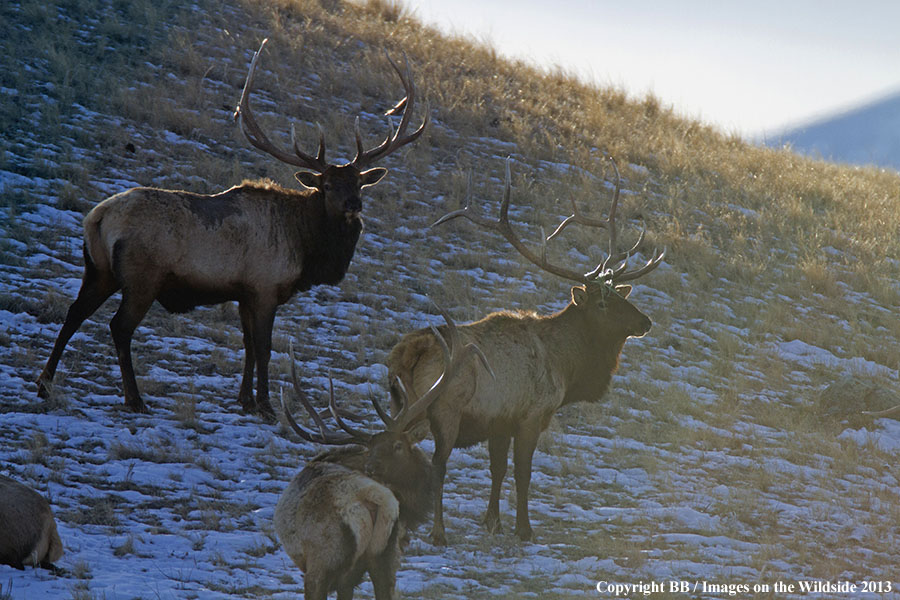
546, 155, 621, 242
604, 155, 621, 275
595, 155, 665, 283
280, 387, 353, 444
862, 403, 900, 418
371, 381, 399, 429
352, 49, 429, 167
392, 303, 494, 432
283, 382, 358, 446
609, 247, 667, 283
282, 342, 365, 445
291, 122, 326, 166
545, 153, 665, 285
390, 322, 451, 431
279, 388, 323, 444
435, 158, 595, 284
326, 375, 372, 442
235, 39, 328, 172
431, 170, 498, 230
427, 303, 493, 378
546, 195, 612, 241
288, 341, 330, 438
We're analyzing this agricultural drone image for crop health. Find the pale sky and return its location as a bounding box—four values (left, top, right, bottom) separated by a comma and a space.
402, 0, 900, 139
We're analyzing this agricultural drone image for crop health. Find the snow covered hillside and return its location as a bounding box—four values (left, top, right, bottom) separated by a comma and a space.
2, 0, 900, 599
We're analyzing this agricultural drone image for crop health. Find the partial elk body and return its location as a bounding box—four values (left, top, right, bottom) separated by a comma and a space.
35, 39, 427, 418
0, 475, 64, 570
274, 308, 489, 599
387, 157, 665, 544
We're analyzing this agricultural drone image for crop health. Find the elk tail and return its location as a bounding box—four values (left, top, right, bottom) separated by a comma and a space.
82, 208, 111, 275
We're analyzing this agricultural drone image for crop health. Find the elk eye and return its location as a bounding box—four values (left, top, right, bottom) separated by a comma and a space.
393, 441, 404, 453
323, 182, 333, 192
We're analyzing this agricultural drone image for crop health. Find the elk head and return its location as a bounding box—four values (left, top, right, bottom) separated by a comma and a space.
234, 38, 428, 221
434, 156, 665, 339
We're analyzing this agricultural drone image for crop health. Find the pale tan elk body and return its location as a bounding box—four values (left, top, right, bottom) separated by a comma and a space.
0, 475, 64, 570
275, 456, 405, 600
274, 309, 490, 599
387, 158, 665, 544
35, 39, 427, 418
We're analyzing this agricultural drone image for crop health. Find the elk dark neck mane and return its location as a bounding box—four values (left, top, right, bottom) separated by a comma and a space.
274, 187, 362, 293
384, 460, 433, 529
540, 303, 627, 407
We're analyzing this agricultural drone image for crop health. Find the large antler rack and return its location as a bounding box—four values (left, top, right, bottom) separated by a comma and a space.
234, 39, 428, 173
234, 39, 328, 172
281, 305, 492, 446
433, 157, 665, 285
351, 51, 430, 168
281, 344, 370, 446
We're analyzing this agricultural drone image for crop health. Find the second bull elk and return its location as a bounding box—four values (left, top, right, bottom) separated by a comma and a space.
387, 157, 665, 544
36, 39, 427, 418
274, 308, 490, 599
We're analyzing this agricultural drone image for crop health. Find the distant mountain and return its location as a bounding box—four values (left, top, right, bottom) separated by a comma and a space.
768, 91, 900, 171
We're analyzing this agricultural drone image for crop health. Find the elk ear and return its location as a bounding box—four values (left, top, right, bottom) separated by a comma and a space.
571, 285, 588, 306
294, 171, 321, 190
359, 167, 387, 188
615, 284, 632, 298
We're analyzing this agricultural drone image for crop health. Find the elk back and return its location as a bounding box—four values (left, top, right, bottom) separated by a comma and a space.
0, 475, 64, 569
274, 461, 400, 575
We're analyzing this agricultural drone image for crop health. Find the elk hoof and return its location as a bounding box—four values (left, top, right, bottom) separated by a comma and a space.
430, 528, 447, 547
483, 512, 502, 534
125, 397, 149, 414
514, 523, 533, 542
36, 378, 51, 399
238, 394, 256, 413
257, 401, 276, 423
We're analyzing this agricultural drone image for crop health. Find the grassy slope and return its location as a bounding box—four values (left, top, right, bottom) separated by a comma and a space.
2, 0, 900, 597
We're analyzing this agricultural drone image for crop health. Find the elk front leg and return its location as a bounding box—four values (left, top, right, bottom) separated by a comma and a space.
428, 408, 462, 546
512, 422, 542, 541
484, 434, 511, 534
249, 301, 277, 420
430, 433, 453, 546
236, 302, 256, 412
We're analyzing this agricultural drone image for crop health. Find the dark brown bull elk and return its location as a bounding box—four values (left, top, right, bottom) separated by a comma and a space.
36, 39, 427, 418
387, 156, 665, 544
274, 308, 490, 599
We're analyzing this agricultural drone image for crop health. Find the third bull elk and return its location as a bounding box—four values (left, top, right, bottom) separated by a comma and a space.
36, 39, 427, 418
274, 308, 490, 599
387, 157, 665, 544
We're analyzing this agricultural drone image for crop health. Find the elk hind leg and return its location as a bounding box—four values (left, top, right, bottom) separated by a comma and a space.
484, 434, 511, 534
37, 252, 118, 397
368, 524, 400, 600
512, 422, 542, 541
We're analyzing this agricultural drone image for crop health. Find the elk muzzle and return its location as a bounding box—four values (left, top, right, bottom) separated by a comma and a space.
633, 314, 652, 337
344, 196, 362, 221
